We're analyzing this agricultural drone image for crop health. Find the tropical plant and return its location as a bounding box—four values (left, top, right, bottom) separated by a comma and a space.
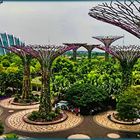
2, 46, 32, 101
52, 56, 74, 74
116, 86, 140, 120
0, 66, 22, 96
96, 45, 140, 90
65, 83, 109, 111
5, 133, 19, 139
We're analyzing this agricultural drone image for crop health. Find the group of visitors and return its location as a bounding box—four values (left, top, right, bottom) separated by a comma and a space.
69, 107, 80, 116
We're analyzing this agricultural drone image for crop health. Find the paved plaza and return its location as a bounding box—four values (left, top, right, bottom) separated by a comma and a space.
93, 111, 140, 132
6, 109, 83, 132
0, 98, 139, 138
0, 98, 39, 109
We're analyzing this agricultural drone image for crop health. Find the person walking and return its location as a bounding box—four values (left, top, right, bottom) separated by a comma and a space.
74, 107, 80, 116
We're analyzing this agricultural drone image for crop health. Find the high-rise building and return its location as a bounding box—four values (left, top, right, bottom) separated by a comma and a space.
0, 33, 25, 55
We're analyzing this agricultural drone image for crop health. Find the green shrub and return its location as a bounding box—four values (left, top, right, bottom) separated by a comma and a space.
13, 93, 39, 103
131, 85, 140, 90
28, 111, 59, 122
132, 71, 140, 85
25, 99, 31, 103
46, 116, 53, 121
13, 94, 21, 102
116, 87, 140, 120
55, 107, 61, 114
0, 121, 4, 135
65, 83, 109, 107
5, 133, 19, 139
29, 94, 39, 102
31, 76, 42, 89
34, 94, 40, 102
28, 111, 40, 121
0, 92, 5, 96
1, 60, 10, 67
48, 112, 57, 118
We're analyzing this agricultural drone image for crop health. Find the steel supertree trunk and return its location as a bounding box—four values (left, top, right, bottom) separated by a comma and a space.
120, 60, 133, 89
84, 44, 100, 60
39, 62, 52, 114
21, 58, 31, 100
73, 48, 78, 61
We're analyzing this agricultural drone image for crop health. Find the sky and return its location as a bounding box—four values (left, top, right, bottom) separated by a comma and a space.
0, 1, 140, 51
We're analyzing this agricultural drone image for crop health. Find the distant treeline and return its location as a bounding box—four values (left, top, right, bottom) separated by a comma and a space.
64, 51, 105, 57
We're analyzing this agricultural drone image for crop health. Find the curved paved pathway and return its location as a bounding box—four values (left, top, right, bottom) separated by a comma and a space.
0, 98, 39, 109
93, 111, 140, 132
0, 99, 139, 138
6, 109, 83, 133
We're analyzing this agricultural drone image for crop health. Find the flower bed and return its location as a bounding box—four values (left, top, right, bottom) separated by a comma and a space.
10, 98, 39, 106
23, 112, 68, 125
108, 112, 140, 125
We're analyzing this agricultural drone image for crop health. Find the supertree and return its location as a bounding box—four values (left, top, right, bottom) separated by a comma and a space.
96, 45, 140, 90
83, 44, 100, 60
16, 44, 78, 116
88, 0, 140, 39
2, 46, 32, 100
64, 43, 87, 60
92, 36, 123, 61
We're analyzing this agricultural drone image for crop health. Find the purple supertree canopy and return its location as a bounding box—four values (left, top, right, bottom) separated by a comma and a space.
89, 0, 140, 39
2, 46, 28, 58
63, 43, 87, 50
11, 45, 79, 61
96, 45, 140, 62
83, 44, 100, 51
92, 36, 124, 47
